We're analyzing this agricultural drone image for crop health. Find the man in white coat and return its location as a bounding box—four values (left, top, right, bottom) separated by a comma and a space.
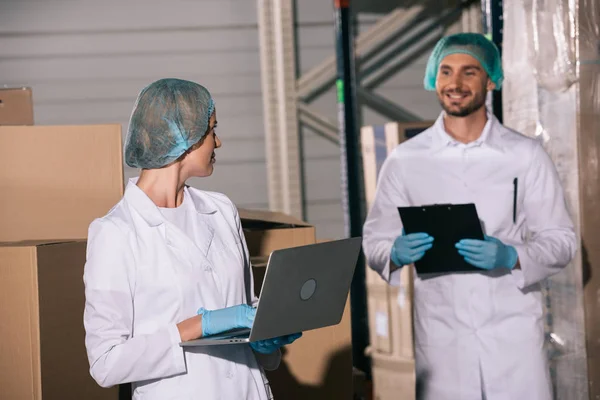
362, 33, 577, 399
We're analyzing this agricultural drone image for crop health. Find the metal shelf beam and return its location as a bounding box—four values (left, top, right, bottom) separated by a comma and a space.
297, 6, 424, 101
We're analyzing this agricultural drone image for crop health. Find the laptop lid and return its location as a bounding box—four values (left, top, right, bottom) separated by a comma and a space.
248, 237, 362, 342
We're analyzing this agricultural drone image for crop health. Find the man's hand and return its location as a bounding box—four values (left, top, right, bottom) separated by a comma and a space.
390, 232, 434, 267
455, 236, 518, 270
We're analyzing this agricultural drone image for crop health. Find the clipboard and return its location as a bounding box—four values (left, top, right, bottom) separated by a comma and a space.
397, 203, 484, 275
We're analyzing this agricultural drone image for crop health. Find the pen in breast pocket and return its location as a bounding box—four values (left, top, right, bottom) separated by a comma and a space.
513, 177, 518, 224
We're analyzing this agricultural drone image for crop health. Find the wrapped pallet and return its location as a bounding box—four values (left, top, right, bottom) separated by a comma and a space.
503, 0, 599, 397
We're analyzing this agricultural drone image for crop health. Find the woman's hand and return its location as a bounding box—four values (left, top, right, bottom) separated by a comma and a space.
250, 333, 302, 354
197, 304, 256, 337
177, 304, 256, 342
177, 315, 203, 342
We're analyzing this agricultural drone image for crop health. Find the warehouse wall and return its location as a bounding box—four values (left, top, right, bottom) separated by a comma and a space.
0, 0, 444, 239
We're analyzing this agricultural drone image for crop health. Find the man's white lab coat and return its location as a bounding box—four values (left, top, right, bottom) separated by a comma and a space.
363, 113, 576, 400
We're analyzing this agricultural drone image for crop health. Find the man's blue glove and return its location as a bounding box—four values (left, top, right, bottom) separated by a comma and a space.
197, 304, 256, 337
455, 236, 518, 270
390, 232, 434, 266
250, 333, 302, 354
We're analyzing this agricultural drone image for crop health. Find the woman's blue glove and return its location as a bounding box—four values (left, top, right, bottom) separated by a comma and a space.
390, 232, 434, 266
455, 236, 518, 270
250, 333, 303, 354
197, 304, 256, 337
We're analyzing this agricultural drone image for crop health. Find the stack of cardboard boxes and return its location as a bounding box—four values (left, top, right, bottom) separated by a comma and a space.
0, 89, 354, 399
0, 121, 125, 399
360, 121, 434, 400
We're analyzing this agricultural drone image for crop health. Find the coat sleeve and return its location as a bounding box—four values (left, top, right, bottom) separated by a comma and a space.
233, 205, 281, 371
362, 155, 409, 286
511, 142, 577, 289
83, 219, 187, 388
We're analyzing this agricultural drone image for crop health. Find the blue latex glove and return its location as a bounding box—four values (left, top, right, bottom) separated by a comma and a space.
197, 304, 256, 337
250, 333, 303, 354
455, 236, 518, 270
390, 232, 434, 266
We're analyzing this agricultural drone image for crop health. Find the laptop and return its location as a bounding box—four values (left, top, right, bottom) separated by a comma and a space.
397, 203, 485, 274
180, 237, 362, 346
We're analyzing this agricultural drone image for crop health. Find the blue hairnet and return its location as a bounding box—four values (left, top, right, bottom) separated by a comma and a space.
124, 78, 215, 169
423, 33, 503, 91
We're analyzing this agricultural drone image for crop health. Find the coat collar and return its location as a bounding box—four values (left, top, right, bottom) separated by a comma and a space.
429, 111, 506, 153
124, 178, 217, 228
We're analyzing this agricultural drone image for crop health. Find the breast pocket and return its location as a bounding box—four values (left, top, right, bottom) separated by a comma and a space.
211, 234, 243, 263
492, 282, 544, 344
133, 376, 187, 400
474, 184, 517, 235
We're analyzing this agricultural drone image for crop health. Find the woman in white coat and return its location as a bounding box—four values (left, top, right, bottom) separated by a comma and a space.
83, 78, 301, 400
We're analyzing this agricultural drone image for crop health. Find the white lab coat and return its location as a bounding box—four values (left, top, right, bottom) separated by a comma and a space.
362, 113, 576, 400
83, 179, 278, 400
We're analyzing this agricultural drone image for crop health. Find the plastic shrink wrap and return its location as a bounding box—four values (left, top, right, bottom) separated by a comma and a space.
503, 0, 599, 398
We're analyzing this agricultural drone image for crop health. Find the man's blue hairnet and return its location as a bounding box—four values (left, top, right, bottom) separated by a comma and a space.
124, 78, 215, 169
423, 33, 503, 91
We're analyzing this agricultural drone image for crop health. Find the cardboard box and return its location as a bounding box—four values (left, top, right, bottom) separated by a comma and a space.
361, 122, 433, 210
241, 208, 316, 295
239, 208, 316, 256
0, 125, 124, 242
245, 225, 353, 399
371, 354, 416, 400
0, 87, 34, 125
366, 284, 413, 360
0, 124, 124, 398
0, 240, 118, 400
360, 121, 433, 360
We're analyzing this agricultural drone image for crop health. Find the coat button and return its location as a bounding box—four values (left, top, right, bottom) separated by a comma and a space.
204, 265, 211, 272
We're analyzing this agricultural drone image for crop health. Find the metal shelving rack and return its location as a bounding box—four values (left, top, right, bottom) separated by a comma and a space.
257, 0, 483, 378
